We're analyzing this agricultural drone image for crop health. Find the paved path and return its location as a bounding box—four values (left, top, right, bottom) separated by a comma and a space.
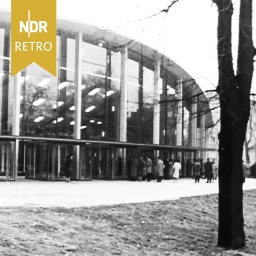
1, 178, 256, 208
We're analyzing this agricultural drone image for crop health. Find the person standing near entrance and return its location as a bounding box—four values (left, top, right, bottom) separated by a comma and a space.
163, 156, 169, 179
64, 153, 74, 182
146, 156, 152, 182
172, 159, 181, 182
138, 157, 145, 181
156, 156, 164, 182
194, 159, 201, 183
205, 158, 213, 183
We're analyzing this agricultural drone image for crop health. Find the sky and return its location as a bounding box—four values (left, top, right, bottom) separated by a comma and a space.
2, 0, 256, 93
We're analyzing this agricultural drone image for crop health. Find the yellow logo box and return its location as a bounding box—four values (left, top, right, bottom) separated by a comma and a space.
11, 0, 56, 76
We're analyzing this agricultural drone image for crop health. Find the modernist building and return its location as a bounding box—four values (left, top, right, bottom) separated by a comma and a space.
0, 11, 216, 181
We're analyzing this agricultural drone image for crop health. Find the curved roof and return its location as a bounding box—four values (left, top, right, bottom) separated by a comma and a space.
0, 10, 213, 127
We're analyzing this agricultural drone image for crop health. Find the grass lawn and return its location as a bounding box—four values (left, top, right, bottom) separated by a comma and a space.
0, 190, 255, 255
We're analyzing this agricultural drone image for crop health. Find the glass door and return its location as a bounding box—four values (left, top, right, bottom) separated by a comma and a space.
0, 141, 14, 181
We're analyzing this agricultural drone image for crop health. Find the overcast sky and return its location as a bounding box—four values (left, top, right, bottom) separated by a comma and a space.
2, 0, 256, 92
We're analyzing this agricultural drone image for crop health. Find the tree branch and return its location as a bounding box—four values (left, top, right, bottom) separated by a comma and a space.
161, 0, 180, 13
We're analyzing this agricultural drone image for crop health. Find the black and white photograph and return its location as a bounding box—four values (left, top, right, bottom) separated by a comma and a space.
0, 0, 256, 255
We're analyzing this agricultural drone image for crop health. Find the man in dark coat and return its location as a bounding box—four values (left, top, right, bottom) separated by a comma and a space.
64, 153, 74, 182
194, 159, 201, 183
138, 157, 145, 181
205, 158, 213, 183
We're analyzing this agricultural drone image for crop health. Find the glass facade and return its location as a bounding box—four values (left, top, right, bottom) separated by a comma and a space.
0, 17, 212, 181
20, 65, 58, 137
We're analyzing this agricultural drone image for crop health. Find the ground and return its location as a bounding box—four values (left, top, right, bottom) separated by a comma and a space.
0, 190, 256, 256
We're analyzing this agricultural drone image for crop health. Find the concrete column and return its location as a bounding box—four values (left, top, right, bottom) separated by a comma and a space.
119, 47, 128, 142
162, 74, 168, 145
191, 97, 198, 147
59, 33, 68, 135
12, 73, 21, 180
2, 31, 10, 134
153, 59, 160, 145
74, 31, 82, 140
176, 78, 183, 146
138, 62, 143, 143
73, 31, 83, 179
105, 49, 112, 140
12, 73, 21, 136
200, 113, 206, 161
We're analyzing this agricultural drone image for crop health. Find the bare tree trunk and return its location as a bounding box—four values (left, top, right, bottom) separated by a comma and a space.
214, 0, 254, 249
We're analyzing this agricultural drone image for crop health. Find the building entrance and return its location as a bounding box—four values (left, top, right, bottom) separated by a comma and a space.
0, 135, 216, 181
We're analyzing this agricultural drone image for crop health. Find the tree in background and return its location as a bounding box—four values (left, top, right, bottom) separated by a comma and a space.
212, 0, 255, 249
162, 0, 254, 249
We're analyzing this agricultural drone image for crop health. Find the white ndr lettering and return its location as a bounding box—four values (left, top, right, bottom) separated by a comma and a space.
15, 42, 52, 51
19, 21, 48, 34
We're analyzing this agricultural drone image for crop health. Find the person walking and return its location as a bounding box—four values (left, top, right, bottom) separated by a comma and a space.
156, 156, 164, 182
64, 153, 74, 182
194, 159, 201, 183
205, 158, 213, 183
146, 156, 152, 182
172, 159, 181, 182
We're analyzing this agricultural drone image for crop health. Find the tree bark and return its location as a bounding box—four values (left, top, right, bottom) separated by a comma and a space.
214, 0, 254, 249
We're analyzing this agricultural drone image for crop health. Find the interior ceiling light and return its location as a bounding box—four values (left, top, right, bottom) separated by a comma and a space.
19, 113, 23, 118
167, 86, 175, 95
106, 90, 114, 96
38, 78, 51, 87
70, 121, 74, 125
33, 98, 45, 106
20, 96, 23, 101
70, 106, 75, 111
85, 105, 96, 113
34, 116, 44, 123
58, 81, 69, 90
81, 126, 87, 129
53, 101, 64, 109
88, 88, 100, 96
98, 40, 105, 47
97, 121, 102, 125
90, 120, 95, 123
81, 84, 86, 90
53, 117, 64, 124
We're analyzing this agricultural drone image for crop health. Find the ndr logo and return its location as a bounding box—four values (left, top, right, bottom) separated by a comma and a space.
19, 10, 48, 37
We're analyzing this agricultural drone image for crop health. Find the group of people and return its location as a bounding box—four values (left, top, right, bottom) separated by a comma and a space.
128, 156, 181, 182
62, 153, 223, 185
193, 158, 218, 183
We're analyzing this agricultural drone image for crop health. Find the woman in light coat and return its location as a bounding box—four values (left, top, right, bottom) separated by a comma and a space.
156, 156, 164, 182
172, 159, 181, 181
